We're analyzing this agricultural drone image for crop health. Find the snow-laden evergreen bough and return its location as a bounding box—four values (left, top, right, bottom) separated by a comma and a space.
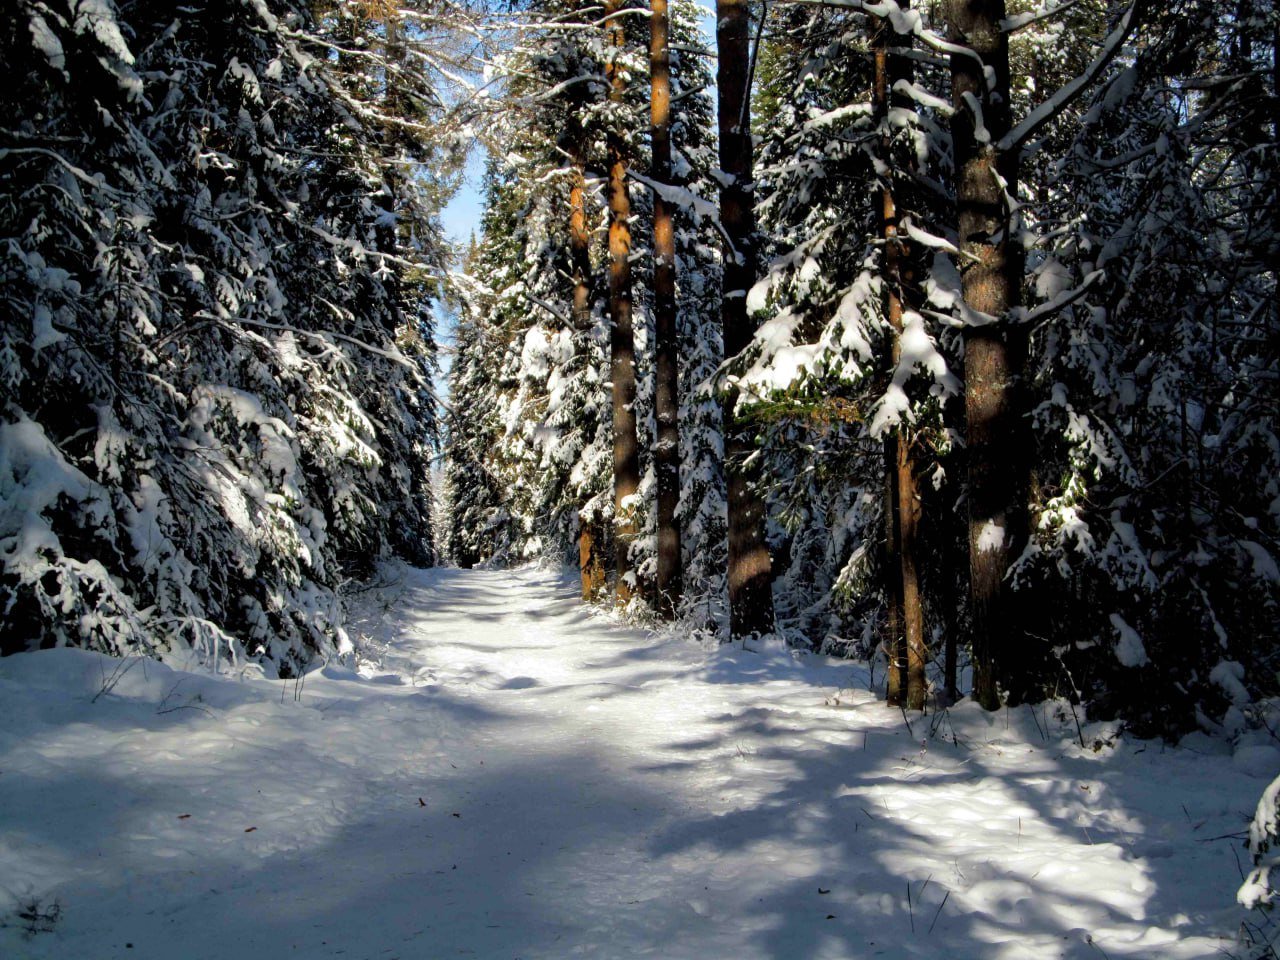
746, 1, 961, 655
1, 0, 450, 674
1012, 0, 1280, 732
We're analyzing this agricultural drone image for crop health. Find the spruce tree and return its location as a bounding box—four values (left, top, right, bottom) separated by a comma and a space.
0, 0, 452, 670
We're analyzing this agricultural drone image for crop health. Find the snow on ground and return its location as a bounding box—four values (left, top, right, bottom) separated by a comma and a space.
0, 566, 1267, 959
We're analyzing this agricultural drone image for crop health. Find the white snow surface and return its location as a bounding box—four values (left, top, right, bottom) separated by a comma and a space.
0, 566, 1260, 958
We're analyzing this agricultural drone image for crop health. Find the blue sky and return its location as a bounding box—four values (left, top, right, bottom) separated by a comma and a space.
439, 149, 487, 244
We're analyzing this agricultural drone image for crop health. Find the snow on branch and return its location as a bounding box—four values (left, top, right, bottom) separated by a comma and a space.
0, 147, 122, 195
869, 310, 961, 437
1241, 775, 1280, 910
523, 293, 571, 326
776, 0, 989, 75
997, 1, 1143, 154
900, 218, 962, 258
803, 102, 873, 132
630, 170, 736, 255
892, 79, 952, 116
191, 312, 420, 371
1013, 269, 1105, 328
1000, 0, 1086, 34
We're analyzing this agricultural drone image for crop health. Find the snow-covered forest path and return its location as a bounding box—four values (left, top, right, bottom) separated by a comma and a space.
0, 567, 1262, 959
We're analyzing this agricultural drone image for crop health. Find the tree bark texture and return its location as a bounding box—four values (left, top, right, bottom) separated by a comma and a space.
717, 0, 775, 638
874, 10, 928, 711
605, 0, 642, 606
579, 517, 607, 601
883, 438, 906, 705
949, 0, 1029, 709
651, 0, 682, 618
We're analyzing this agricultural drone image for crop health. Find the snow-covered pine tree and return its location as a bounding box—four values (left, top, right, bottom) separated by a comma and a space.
444, 220, 515, 567
650, 0, 682, 616
1240, 771, 1280, 955
717, 0, 777, 639
621, 0, 724, 621
1, 0, 451, 673
444, 0, 723, 621
665, 0, 729, 630
301, 0, 469, 571
601, 0, 648, 607
746, 2, 960, 671
603, 0, 716, 616
738, 1, 1164, 712
874, 5, 929, 709
947, 0, 1031, 709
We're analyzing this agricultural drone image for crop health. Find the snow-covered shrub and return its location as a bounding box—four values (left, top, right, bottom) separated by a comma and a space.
1238, 773, 1280, 957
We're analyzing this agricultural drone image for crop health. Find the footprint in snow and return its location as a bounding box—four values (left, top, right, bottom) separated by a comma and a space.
500, 676, 539, 690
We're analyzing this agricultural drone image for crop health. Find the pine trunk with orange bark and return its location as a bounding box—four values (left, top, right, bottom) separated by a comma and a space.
949, 0, 1028, 709
569, 144, 606, 602
605, 0, 642, 606
874, 9, 927, 711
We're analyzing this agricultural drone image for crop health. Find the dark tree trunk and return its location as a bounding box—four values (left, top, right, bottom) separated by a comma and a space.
717, 0, 775, 638
651, 0, 682, 618
874, 9, 928, 711
949, 0, 1029, 709
605, 0, 642, 606
897, 420, 927, 709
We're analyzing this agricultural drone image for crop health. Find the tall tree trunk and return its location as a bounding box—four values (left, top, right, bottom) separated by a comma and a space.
579, 517, 606, 601
875, 9, 927, 710
717, 0, 775, 638
605, 0, 642, 606
651, 0, 682, 618
897, 411, 926, 709
569, 147, 606, 602
883, 438, 905, 705
949, 0, 1028, 709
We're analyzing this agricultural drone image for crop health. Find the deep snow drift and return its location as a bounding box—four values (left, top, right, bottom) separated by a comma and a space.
0, 566, 1269, 958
